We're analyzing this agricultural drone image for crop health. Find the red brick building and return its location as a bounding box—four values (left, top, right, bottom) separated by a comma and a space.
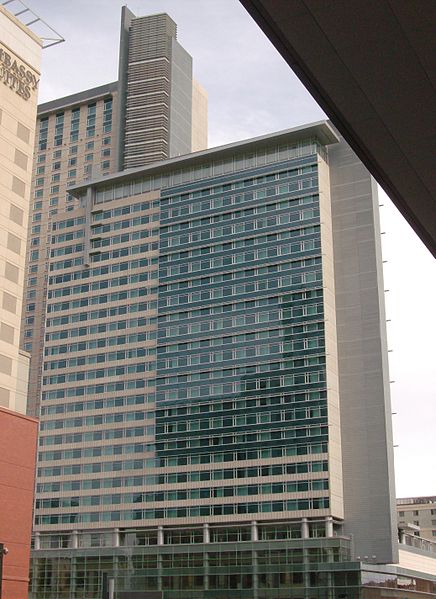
0, 407, 38, 599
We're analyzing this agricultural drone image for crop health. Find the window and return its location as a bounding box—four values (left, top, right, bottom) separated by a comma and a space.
85, 153, 93, 162
102, 148, 111, 157
31, 237, 39, 246
49, 209, 58, 217
399, 511, 404, 517
68, 157, 77, 167
31, 225, 41, 234
34, 189, 43, 198
101, 160, 110, 170
103, 137, 111, 145
49, 198, 59, 207
86, 141, 94, 150
52, 173, 61, 182
413, 510, 419, 516
37, 154, 46, 163
24, 343, 32, 352
70, 146, 78, 155
36, 166, 45, 175
30, 250, 39, 261
53, 150, 62, 159
68, 169, 76, 178
52, 161, 61, 171
35, 177, 44, 186
33, 201, 42, 210
51, 185, 60, 194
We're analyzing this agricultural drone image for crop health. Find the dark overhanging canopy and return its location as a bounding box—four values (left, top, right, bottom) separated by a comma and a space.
239, 0, 436, 257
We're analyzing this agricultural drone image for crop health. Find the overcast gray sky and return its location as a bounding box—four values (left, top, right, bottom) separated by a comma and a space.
30, 0, 435, 498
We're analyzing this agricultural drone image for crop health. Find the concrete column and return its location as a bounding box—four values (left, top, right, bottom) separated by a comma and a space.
325, 516, 334, 538
34, 532, 40, 550
203, 523, 210, 544
113, 528, 120, 547
157, 554, 163, 591
204, 552, 209, 591
252, 548, 259, 599
251, 521, 258, 542
301, 518, 309, 539
399, 530, 406, 544
157, 526, 164, 546
71, 530, 79, 549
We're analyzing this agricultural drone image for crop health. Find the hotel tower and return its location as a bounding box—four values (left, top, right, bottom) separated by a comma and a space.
29, 123, 436, 598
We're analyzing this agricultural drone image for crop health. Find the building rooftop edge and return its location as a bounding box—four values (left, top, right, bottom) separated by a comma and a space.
69, 120, 338, 195
0, 405, 38, 424
38, 81, 118, 115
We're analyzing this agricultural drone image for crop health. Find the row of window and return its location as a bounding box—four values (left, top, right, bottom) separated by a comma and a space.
159, 307, 321, 339
42, 378, 154, 401
51, 216, 86, 230
158, 357, 325, 389
48, 272, 158, 298
157, 424, 326, 453
158, 339, 324, 370
163, 293, 322, 320
51, 229, 84, 243
50, 242, 83, 257
43, 361, 154, 385
161, 182, 317, 220
38, 455, 155, 478
44, 347, 156, 370
45, 316, 157, 342
161, 209, 319, 248
49, 257, 157, 284
46, 302, 155, 328
38, 441, 154, 463
36, 457, 328, 495
160, 323, 323, 354
160, 164, 317, 207
45, 332, 157, 356
90, 222, 159, 248
36, 479, 329, 510
160, 258, 321, 292
158, 407, 326, 435
157, 372, 325, 402
41, 394, 149, 415
47, 290, 157, 313
50, 256, 83, 271
161, 195, 317, 234
39, 423, 153, 447
161, 225, 320, 263
35, 497, 330, 525
40, 410, 153, 432
91, 241, 159, 263
158, 391, 325, 419
92, 200, 160, 222
161, 241, 319, 277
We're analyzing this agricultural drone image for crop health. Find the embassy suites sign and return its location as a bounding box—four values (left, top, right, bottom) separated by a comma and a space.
0, 44, 39, 100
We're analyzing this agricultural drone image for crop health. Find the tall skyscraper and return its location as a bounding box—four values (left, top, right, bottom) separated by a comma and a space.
29, 123, 435, 598
21, 9, 208, 417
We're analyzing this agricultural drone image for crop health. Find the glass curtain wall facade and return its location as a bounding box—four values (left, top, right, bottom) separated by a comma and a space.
29, 123, 411, 598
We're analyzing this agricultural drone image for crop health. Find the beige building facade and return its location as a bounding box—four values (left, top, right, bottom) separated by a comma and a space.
0, 5, 41, 415
398, 496, 436, 542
